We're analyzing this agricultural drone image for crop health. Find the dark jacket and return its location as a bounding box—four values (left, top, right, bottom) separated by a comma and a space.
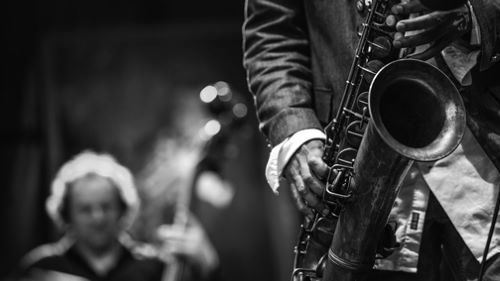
14, 237, 222, 281
15, 239, 164, 281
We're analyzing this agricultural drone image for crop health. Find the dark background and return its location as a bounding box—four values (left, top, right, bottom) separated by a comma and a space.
1, 1, 300, 281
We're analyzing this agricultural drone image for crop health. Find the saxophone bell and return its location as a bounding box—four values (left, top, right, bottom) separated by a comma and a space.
369, 59, 465, 161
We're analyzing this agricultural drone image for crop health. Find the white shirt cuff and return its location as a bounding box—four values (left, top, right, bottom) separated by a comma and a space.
265, 128, 326, 194
441, 46, 480, 86
439, 2, 481, 86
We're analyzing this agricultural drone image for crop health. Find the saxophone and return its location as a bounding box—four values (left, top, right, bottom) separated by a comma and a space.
292, 1, 466, 280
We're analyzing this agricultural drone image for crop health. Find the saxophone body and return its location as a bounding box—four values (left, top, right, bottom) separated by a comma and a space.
292, 0, 466, 280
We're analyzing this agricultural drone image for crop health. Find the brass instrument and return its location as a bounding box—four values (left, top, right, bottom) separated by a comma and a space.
292, 1, 466, 280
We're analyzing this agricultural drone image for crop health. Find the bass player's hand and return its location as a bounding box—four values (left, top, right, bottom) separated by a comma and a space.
157, 216, 219, 276
282, 139, 330, 219
386, 0, 471, 60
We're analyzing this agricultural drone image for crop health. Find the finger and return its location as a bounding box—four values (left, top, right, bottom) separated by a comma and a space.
290, 164, 316, 206
164, 243, 194, 257
293, 160, 330, 215
309, 156, 329, 181
407, 32, 456, 60
393, 23, 450, 49
158, 224, 184, 233
157, 226, 186, 240
392, 0, 427, 15
302, 171, 324, 198
301, 140, 328, 180
285, 166, 310, 215
286, 156, 317, 199
396, 11, 449, 32
305, 195, 330, 217
163, 240, 184, 251
160, 235, 186, 244
296, 156, 322, 196
290, 182, 314, 219
166, 240, 189, 250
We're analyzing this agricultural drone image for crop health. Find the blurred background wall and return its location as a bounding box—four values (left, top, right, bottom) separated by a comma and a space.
1, 1, 301, 281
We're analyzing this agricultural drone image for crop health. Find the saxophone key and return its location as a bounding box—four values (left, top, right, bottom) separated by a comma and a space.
369, 36, 392, 58
361, 60, 384, 82
346, 121, 367, 147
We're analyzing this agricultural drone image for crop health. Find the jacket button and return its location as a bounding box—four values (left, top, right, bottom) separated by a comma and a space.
492, 54, 500, 63
356, 0, 365, 13
356, 25, 363, 37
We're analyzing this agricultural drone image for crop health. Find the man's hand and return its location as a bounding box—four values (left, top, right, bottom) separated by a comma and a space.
283, 139, 329, 219
386, 0, 471, 60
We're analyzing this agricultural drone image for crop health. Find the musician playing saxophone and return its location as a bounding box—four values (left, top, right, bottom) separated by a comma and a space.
243, 0, 500, 280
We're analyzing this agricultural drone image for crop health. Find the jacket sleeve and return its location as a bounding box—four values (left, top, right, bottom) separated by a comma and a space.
242, 0, 322, 146
470, 0, 500, 70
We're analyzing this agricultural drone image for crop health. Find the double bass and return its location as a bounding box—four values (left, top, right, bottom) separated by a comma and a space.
161, 83, 247, 281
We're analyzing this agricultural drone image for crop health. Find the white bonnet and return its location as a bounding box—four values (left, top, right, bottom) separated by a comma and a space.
46, 151, 140, 228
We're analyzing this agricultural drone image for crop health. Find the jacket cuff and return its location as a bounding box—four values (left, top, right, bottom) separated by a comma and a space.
266, 108, 322, 146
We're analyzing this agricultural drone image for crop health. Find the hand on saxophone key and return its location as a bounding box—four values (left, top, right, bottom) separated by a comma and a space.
387, 0, 471, 60
283, 139, 330, 219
